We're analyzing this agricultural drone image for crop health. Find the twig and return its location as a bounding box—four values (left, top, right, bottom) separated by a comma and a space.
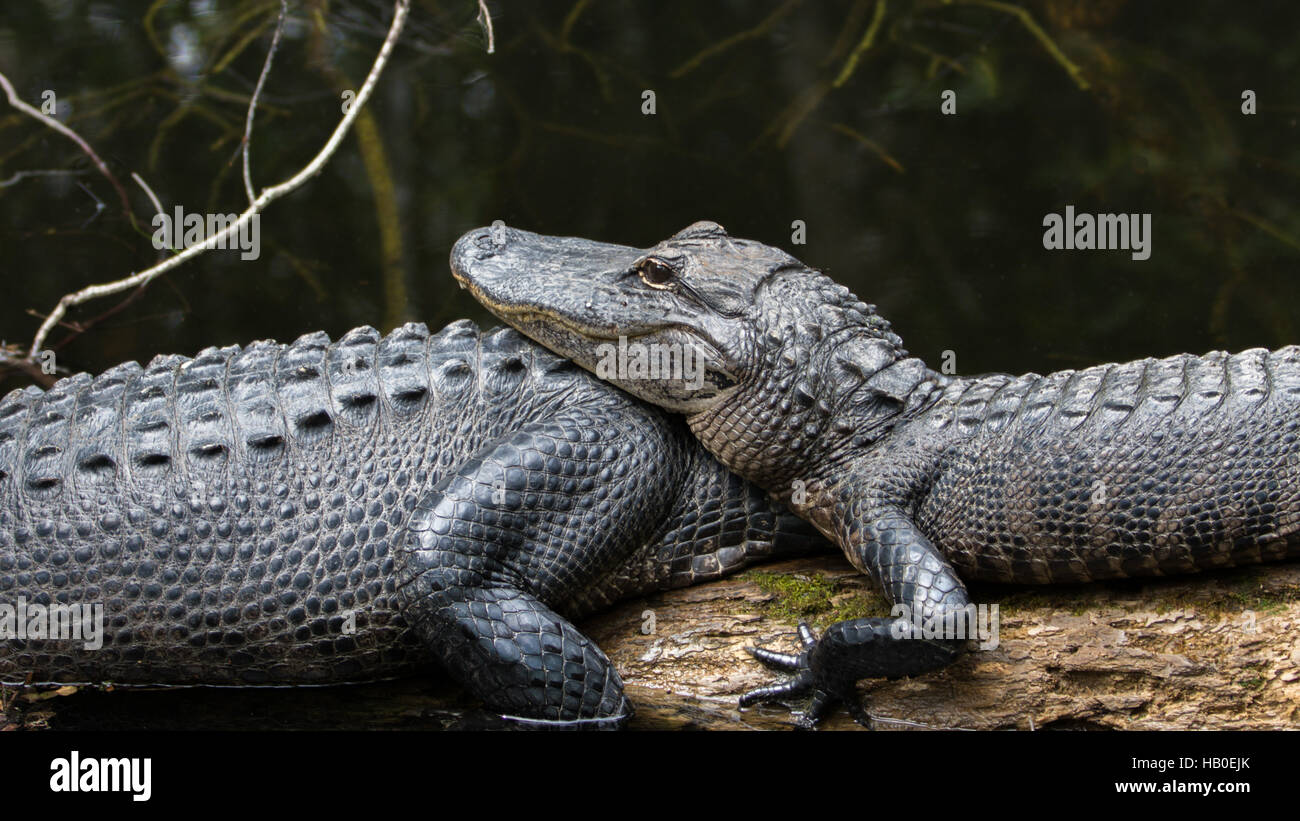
40, 280, 154, 356
244, 0, 290, 205
0, 168, 89, 188
212, 13, 277, 74
766, 80, 832, 148
142, 0, 172, 62
534, 20, 613, 102
943, 0, 1089, 90
833, 0, 888, 88
822, 0, 874, 68
559, 0, 591, 45
132, 172, 166, 224
670, 0, 805, 79
830, 122, 904, 173
28, 0, 412, 358
0, 71, 135, 223
1232, 208, 1300, 254
477, 0, 495, 54
74, 181, 106, 228
0, 346, 59, 389
906, 41, 967, 78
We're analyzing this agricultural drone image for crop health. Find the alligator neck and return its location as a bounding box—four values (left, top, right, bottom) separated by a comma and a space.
687, 271, 947, 498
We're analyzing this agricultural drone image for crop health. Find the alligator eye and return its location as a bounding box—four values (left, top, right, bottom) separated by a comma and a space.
637, 258, 677, 290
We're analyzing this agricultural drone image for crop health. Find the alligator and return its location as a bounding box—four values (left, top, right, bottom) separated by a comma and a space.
453, 220, 1300, 727
0, 320, 831, 727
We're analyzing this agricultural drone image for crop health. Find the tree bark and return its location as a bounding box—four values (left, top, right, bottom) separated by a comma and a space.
598, 556, 1300, 730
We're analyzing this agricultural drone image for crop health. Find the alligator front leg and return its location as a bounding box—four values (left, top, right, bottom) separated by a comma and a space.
403, 583, 630, 728
742, 504, 968, 728
395, 410, 681, 728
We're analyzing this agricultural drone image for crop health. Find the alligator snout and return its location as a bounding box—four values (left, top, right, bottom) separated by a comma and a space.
451, 223, 523, 291
450, 222, 646, 303
452, 224, 508, 290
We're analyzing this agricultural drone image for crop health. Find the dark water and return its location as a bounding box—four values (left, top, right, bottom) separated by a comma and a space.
1, 0, 1298, 391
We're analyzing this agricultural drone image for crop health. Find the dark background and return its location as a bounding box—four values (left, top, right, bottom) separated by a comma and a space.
1, 0, 1298, 393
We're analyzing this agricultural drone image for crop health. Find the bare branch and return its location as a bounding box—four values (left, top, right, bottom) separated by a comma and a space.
477, 0, 496, 54
943, 0, 1089, 90
0, 71, 135, 223
670, 0, 803, 79
27, 0, 412, 358
832, 0, 887, 88
243, 0, 290, 205
74, 181, 106, 228
0, 168, 89, 188
132, 172, 166, 226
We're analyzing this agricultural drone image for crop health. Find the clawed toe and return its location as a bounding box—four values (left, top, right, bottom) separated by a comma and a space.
746, 621, 819, 672
738, 671, 813, 707
739, 622, 871, 729
740, 627, 818, 713
746, 645, 803, 671
797, 621, 818, 650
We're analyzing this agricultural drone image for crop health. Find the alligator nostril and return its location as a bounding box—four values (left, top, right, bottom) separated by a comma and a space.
471, 223, 512, 256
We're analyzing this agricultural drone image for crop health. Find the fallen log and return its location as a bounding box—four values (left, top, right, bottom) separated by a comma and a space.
4, 555, 1297, 730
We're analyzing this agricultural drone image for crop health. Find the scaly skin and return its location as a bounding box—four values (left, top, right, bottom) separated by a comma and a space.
454, 220, 1300, 727
0, 320, 828, 727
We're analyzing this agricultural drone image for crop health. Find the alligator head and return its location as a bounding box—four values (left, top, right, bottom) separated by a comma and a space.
452, 221, 937, 489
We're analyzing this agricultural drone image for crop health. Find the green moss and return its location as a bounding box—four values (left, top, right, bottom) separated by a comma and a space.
1155, 571, 1300, 617
742, 567, 1300, 629
1224, 580, 1296, 615
742, 570, 882, 629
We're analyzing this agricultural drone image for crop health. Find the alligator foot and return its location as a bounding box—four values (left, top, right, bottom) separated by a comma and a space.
739, 622, 871, 729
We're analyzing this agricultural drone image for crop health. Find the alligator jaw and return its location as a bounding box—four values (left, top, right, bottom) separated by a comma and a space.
450, 227, 630, 371
453, 278, 630, 346
450, 224, 648, 343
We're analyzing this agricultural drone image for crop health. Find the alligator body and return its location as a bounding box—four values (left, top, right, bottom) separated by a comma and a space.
454, 221, 1300, 726
0, 320, 828, 725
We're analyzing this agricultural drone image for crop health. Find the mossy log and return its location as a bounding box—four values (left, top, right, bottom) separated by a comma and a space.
5, 555, 1298, 731
602, 556, 1300, 730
